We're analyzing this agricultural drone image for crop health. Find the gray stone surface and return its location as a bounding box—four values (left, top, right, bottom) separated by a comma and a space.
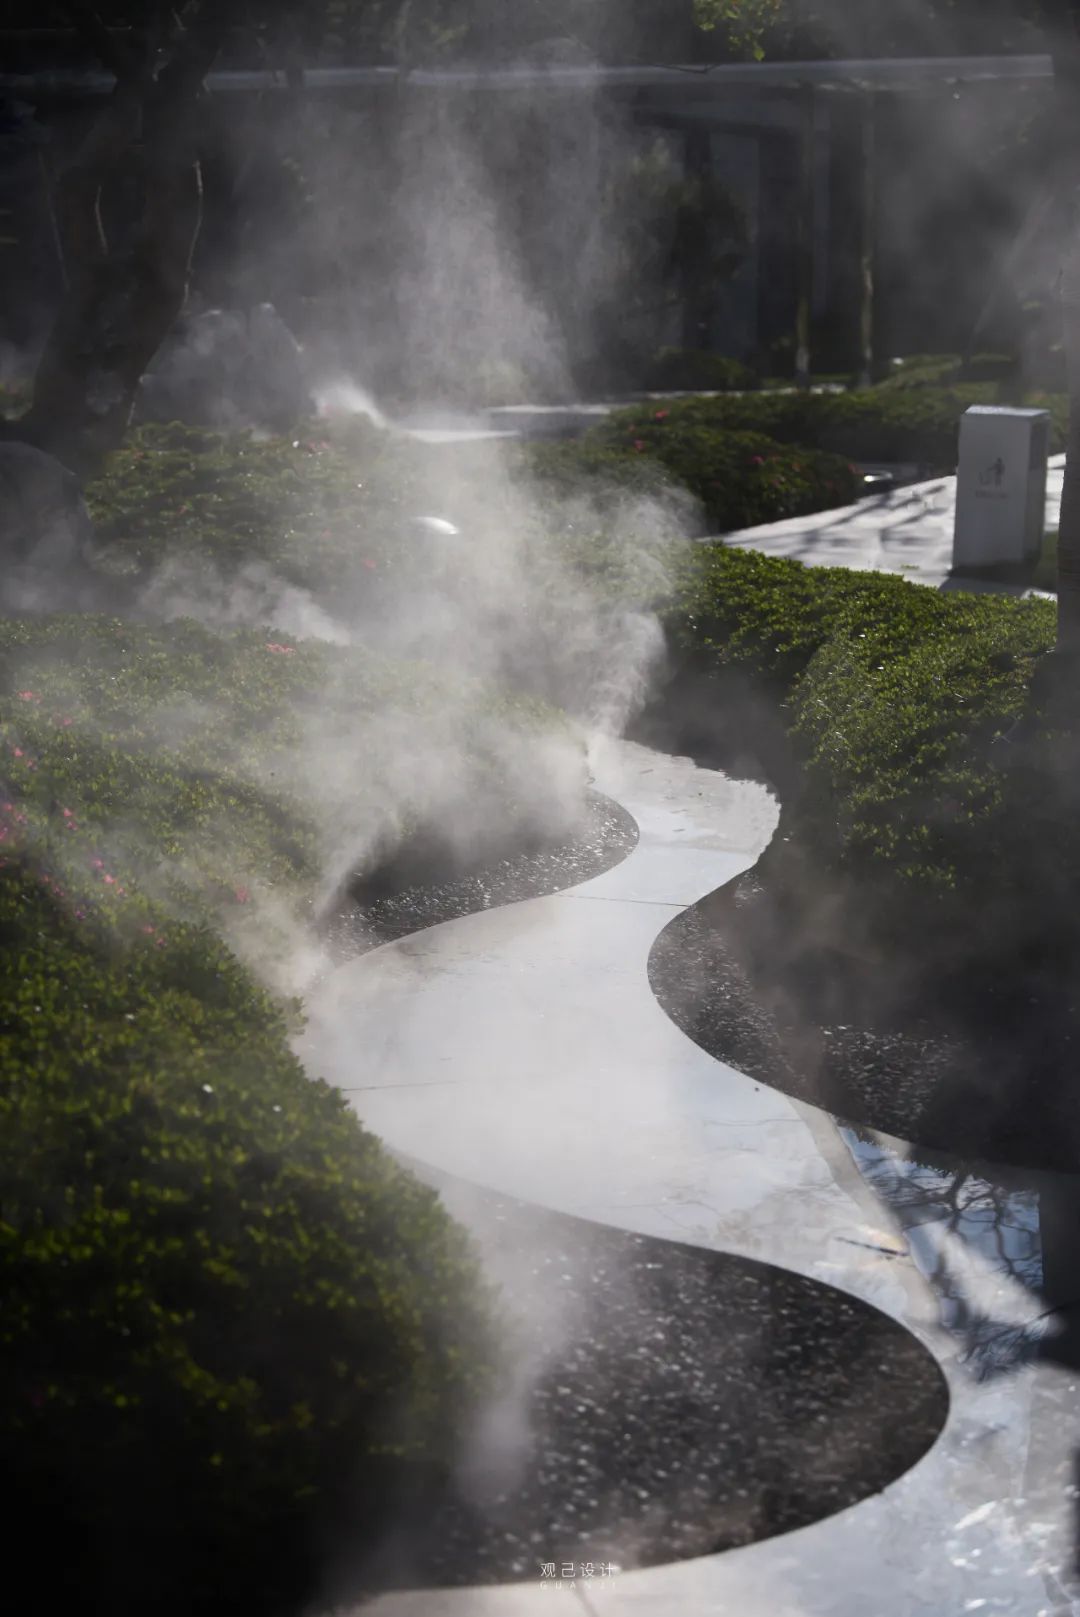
297, 737, 1080, 1617
716, 453, 1065, 595
134, 302, 311, 431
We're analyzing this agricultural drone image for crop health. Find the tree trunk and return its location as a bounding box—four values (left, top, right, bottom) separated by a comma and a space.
4, 3, 236, 479
1054, 7, 1080, 655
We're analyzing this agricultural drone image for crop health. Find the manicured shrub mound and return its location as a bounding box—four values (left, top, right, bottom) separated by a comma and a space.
86, 419, 411, 593
577, 413, 857, 531
672, 544, 1058, 903
604, 387, 1067, 471
0, 615, 595, 1615
0, 849, 496, 1617
86, 420, 683, 619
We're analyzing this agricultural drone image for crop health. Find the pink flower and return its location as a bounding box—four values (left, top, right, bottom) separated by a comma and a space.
750, 455, 765, 466
58, 718, 73, 728
654, 410, 670, 421
62, 808, 73, 819
361, 558, 377, 571
234, 886, 250, 903
142, 925, 155, 935
103, 874, 115, 885
17, 691, 38, 702
12, 748, 22, 759
91, 858, 104, 870
633, 440, 646, 453
265, 643, 295, 655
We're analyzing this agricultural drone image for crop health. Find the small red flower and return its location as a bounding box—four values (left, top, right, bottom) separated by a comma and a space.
654, 410, 670, 421
12, 748, 22, 758
17, 691, 38, 702
103, 874, 115, 885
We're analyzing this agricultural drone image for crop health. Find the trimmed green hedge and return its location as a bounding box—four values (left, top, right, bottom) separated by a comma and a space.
86, 420, 682, 610
85, 415, 854, 588
0, 845, 497, 1616
606, 387, 1068, 473
0, 614, 593, 1614
672, 545, 1057, 903
578, 411, 858, 531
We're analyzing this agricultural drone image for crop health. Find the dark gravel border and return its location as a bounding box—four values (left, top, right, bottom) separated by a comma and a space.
345, 1172, 947, 1591
322, 790, 638, 959
650, 873, 1080, 1176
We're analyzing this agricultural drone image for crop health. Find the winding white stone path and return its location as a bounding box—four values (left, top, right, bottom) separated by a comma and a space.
296, 738, 1080, 1617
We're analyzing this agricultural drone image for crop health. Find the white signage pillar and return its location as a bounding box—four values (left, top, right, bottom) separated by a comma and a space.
953, 405, 1051, 569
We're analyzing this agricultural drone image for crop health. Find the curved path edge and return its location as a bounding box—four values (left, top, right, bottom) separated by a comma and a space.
296, 738, 1074, 1617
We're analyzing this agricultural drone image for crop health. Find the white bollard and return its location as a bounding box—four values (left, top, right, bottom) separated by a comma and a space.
953, 405, 1050, 569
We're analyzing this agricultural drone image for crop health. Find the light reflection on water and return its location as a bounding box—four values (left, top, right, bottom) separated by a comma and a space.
839, 1127, 1056, 1379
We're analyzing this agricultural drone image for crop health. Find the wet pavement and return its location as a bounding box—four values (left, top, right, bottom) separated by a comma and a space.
297, 738, 1080, 1617
715, 454, 1065, 595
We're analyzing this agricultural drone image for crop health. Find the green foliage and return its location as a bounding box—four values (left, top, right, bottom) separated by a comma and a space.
581, 408, 858, 530
603, 387, 1068, 471
86, 420, 406, 592
673, 543, 1057, 898
644, 348, 759, 393
0, 607, 591, 1612
0, 845, 497, 1616
693, 0, 785, 55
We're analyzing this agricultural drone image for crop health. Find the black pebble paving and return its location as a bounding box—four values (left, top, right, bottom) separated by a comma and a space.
382, 1183, 948, 1588
650, 877, 1080, 1175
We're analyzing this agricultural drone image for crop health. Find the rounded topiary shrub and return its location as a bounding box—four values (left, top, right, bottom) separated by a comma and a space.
581, 409, 858, 531
0, 859, 498, 1617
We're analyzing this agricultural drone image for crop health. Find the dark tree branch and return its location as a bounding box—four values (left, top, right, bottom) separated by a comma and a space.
13, 0, 251, 473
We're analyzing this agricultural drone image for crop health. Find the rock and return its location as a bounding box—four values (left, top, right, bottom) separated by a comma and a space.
134, 302, 312, 431
0, 440, 104, 611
